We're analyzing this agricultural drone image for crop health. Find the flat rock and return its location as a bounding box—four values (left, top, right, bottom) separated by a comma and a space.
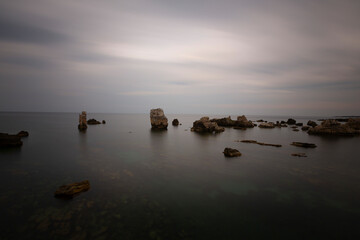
223, 148, 242, 157
0, 133, 23, 147
239, 140, 281, 147
150, 108, 168, 129
291, 153, 307, 157
291, 142, 317, 148
54, 180, 90, 199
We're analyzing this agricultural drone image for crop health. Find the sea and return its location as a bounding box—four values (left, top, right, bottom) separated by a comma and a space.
0, 112, 359, 239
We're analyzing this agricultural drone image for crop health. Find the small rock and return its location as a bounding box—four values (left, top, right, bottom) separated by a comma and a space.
17, 131, 29, 137
307, 120, 317, 127
172, 119, 179, 126
54, 180, 90, 199
102, 120, 106, 124
291, 142, 317, 148
87, 119, 101, 125
295, 123, 303, 126
0, 133, 23, 147
287, 118, 296, 125
301, 126, 310, 131
293, 129, 299, 132
223, 148, 242, 157
291, 153, 307, 157
258, 122, 275, 128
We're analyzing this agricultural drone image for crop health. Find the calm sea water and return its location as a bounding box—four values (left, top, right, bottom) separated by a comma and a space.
0, 112, 359, 239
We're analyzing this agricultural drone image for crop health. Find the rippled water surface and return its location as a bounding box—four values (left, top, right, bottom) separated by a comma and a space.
0, 112, 360, 239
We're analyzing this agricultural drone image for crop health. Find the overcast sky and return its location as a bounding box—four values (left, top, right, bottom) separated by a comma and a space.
0, 0, 359, 116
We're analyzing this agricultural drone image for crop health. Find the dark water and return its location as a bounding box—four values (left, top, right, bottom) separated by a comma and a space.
0, 112, 359, 239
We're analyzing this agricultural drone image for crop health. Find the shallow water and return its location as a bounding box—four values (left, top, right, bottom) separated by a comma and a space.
0, 112, 359, 239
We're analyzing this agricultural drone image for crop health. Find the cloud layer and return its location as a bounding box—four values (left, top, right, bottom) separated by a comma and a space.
1, 0, 359, 115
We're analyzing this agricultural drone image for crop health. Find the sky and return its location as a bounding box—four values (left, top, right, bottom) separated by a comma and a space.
0, 0, 359, 116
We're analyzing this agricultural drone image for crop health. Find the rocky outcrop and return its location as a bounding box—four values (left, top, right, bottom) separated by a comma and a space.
258, 122, 275, 128
307, 120, 317, 127
287, 118, 296, 125
346, 118, 360, 130
236, 115, 254, 128
191, 117, 224, 133
78, 111, 87, 131
87, 119, 101, 125
223, 148, 242, 157
172, 119, 179, 126
238, 140, 281, 147
54, 180, 90, 199
291, 142, 317, 148
210, 116, 236, 127
0, 133, 23, 147
308, 119, 360, 136
17, 131, 29, 137
150, 108, 168, 129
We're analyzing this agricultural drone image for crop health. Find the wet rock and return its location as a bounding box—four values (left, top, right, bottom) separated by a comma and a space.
150, 108, 168, 129
287, 118, 296, 125
301, 126, 310, 131
54, 180, 90, 199
223, 148, 242, 157
17, 131, 29, 137
102, 120, 106, 124
235, 115, 254, 128
87, 119, 101, 125
308, 119, 360, 136
291, 153, 307, 157
191, 117, 224, 133
296, 123, 303, 126
307, 120, 318, 127
238, 140, 282, 147
291, 142, 317, 148
172, 119, 179, 126
0, 133, 23, 147
258, 122, 275, 128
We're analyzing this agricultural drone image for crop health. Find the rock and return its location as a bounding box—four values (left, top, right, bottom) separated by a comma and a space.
256, 119, 264, 122
296, 123, 303, 126
78, 111, 87, 131
346, 118, 360, 130
291, 153, 307, 157
210, 116, 236, 127
102, 120, 106, 124
17, 131, 29, 137
172, 119, 179, 126
291, 142, 317, 148
307, 120, 318, 127
87, 119, 101, 125
293, 129, 299, 132
235, 115, 254, 128
308, 119, 360, 136
233, 127, 246, 130
150, 108, 168, 129
0, 133, 23, 147
258, 122, 275, 128
291, 126, 298, 129
287, 118, 296, 125
301, 126, 310, 131
254, 123, 258, 127
280, 121, 286, 124
223, 148, 242, 157
238, 140, 281, 147
54, 180, 90, 199
191, 117, 225, 133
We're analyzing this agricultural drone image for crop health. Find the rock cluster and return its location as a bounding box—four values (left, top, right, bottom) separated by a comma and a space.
150, 108, 168, 129
172, 119, 179, 126
210, 115, 254, 128
223, 148, 242, 157
54, 180, 90, 199
191, 117, 224, 133
308, 119, 360, 136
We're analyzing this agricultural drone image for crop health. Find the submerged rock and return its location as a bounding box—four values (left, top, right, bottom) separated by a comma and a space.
223, 148, 242, 157
54, 180, 90, 199
17, 131, 29, 137
307, 120, 318, 127
291, 142, 317, 148
287, 118, 296, 125
191, 117, 224, 133
172, 119, 179, 126
291, 153, 307, 157
308, 119, 360, 136
0, 133, 23, 147
150, 108, 168, 129
258, 122, 275, 128
238, 140, 281, 147
87, 119, 101, 125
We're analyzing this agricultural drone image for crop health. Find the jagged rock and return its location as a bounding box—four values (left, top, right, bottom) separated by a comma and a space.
287, 118, 296, 125
150, 108, 168, 129
223, 148, 242, 157
291, 142, 317, 148
301, 126, 310, 131
210, 116, 236, 127
54, 180, 90, 199
191, 117, 224, 133
0, 133, 23, 147
87, 119, 101, 125
172, 119, 179, 126
291, 153, 307, 157
296, 123, 303, 126
235, 115, 254, 128
17, 131, 29, 137
346, 118, 360, 130
308, 119, 360, 136
258, 122, 275, 128
102, 120, 106, 124
307, 120, 318, 127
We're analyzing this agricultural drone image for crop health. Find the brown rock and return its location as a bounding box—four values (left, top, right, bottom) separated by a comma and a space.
223, 148, 242, 157
150, 108, 168, 129
235, 115, 254, 128
301, 126, 310, 131
287, 118, 296, 125
172, 119, 179, 126
87, 119, 101, 125
239, 140, 281, 147
291, 153, 307, 157
307, 120, 317, 127
308, 119, 360, 136
258, 122, 275, 128
54, 180, 90, 199
210, 116, 236, 127
17, 131, 29, 137
191, 117, 224, 133
291, 142, 317, 148
346, 118, 360, 130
